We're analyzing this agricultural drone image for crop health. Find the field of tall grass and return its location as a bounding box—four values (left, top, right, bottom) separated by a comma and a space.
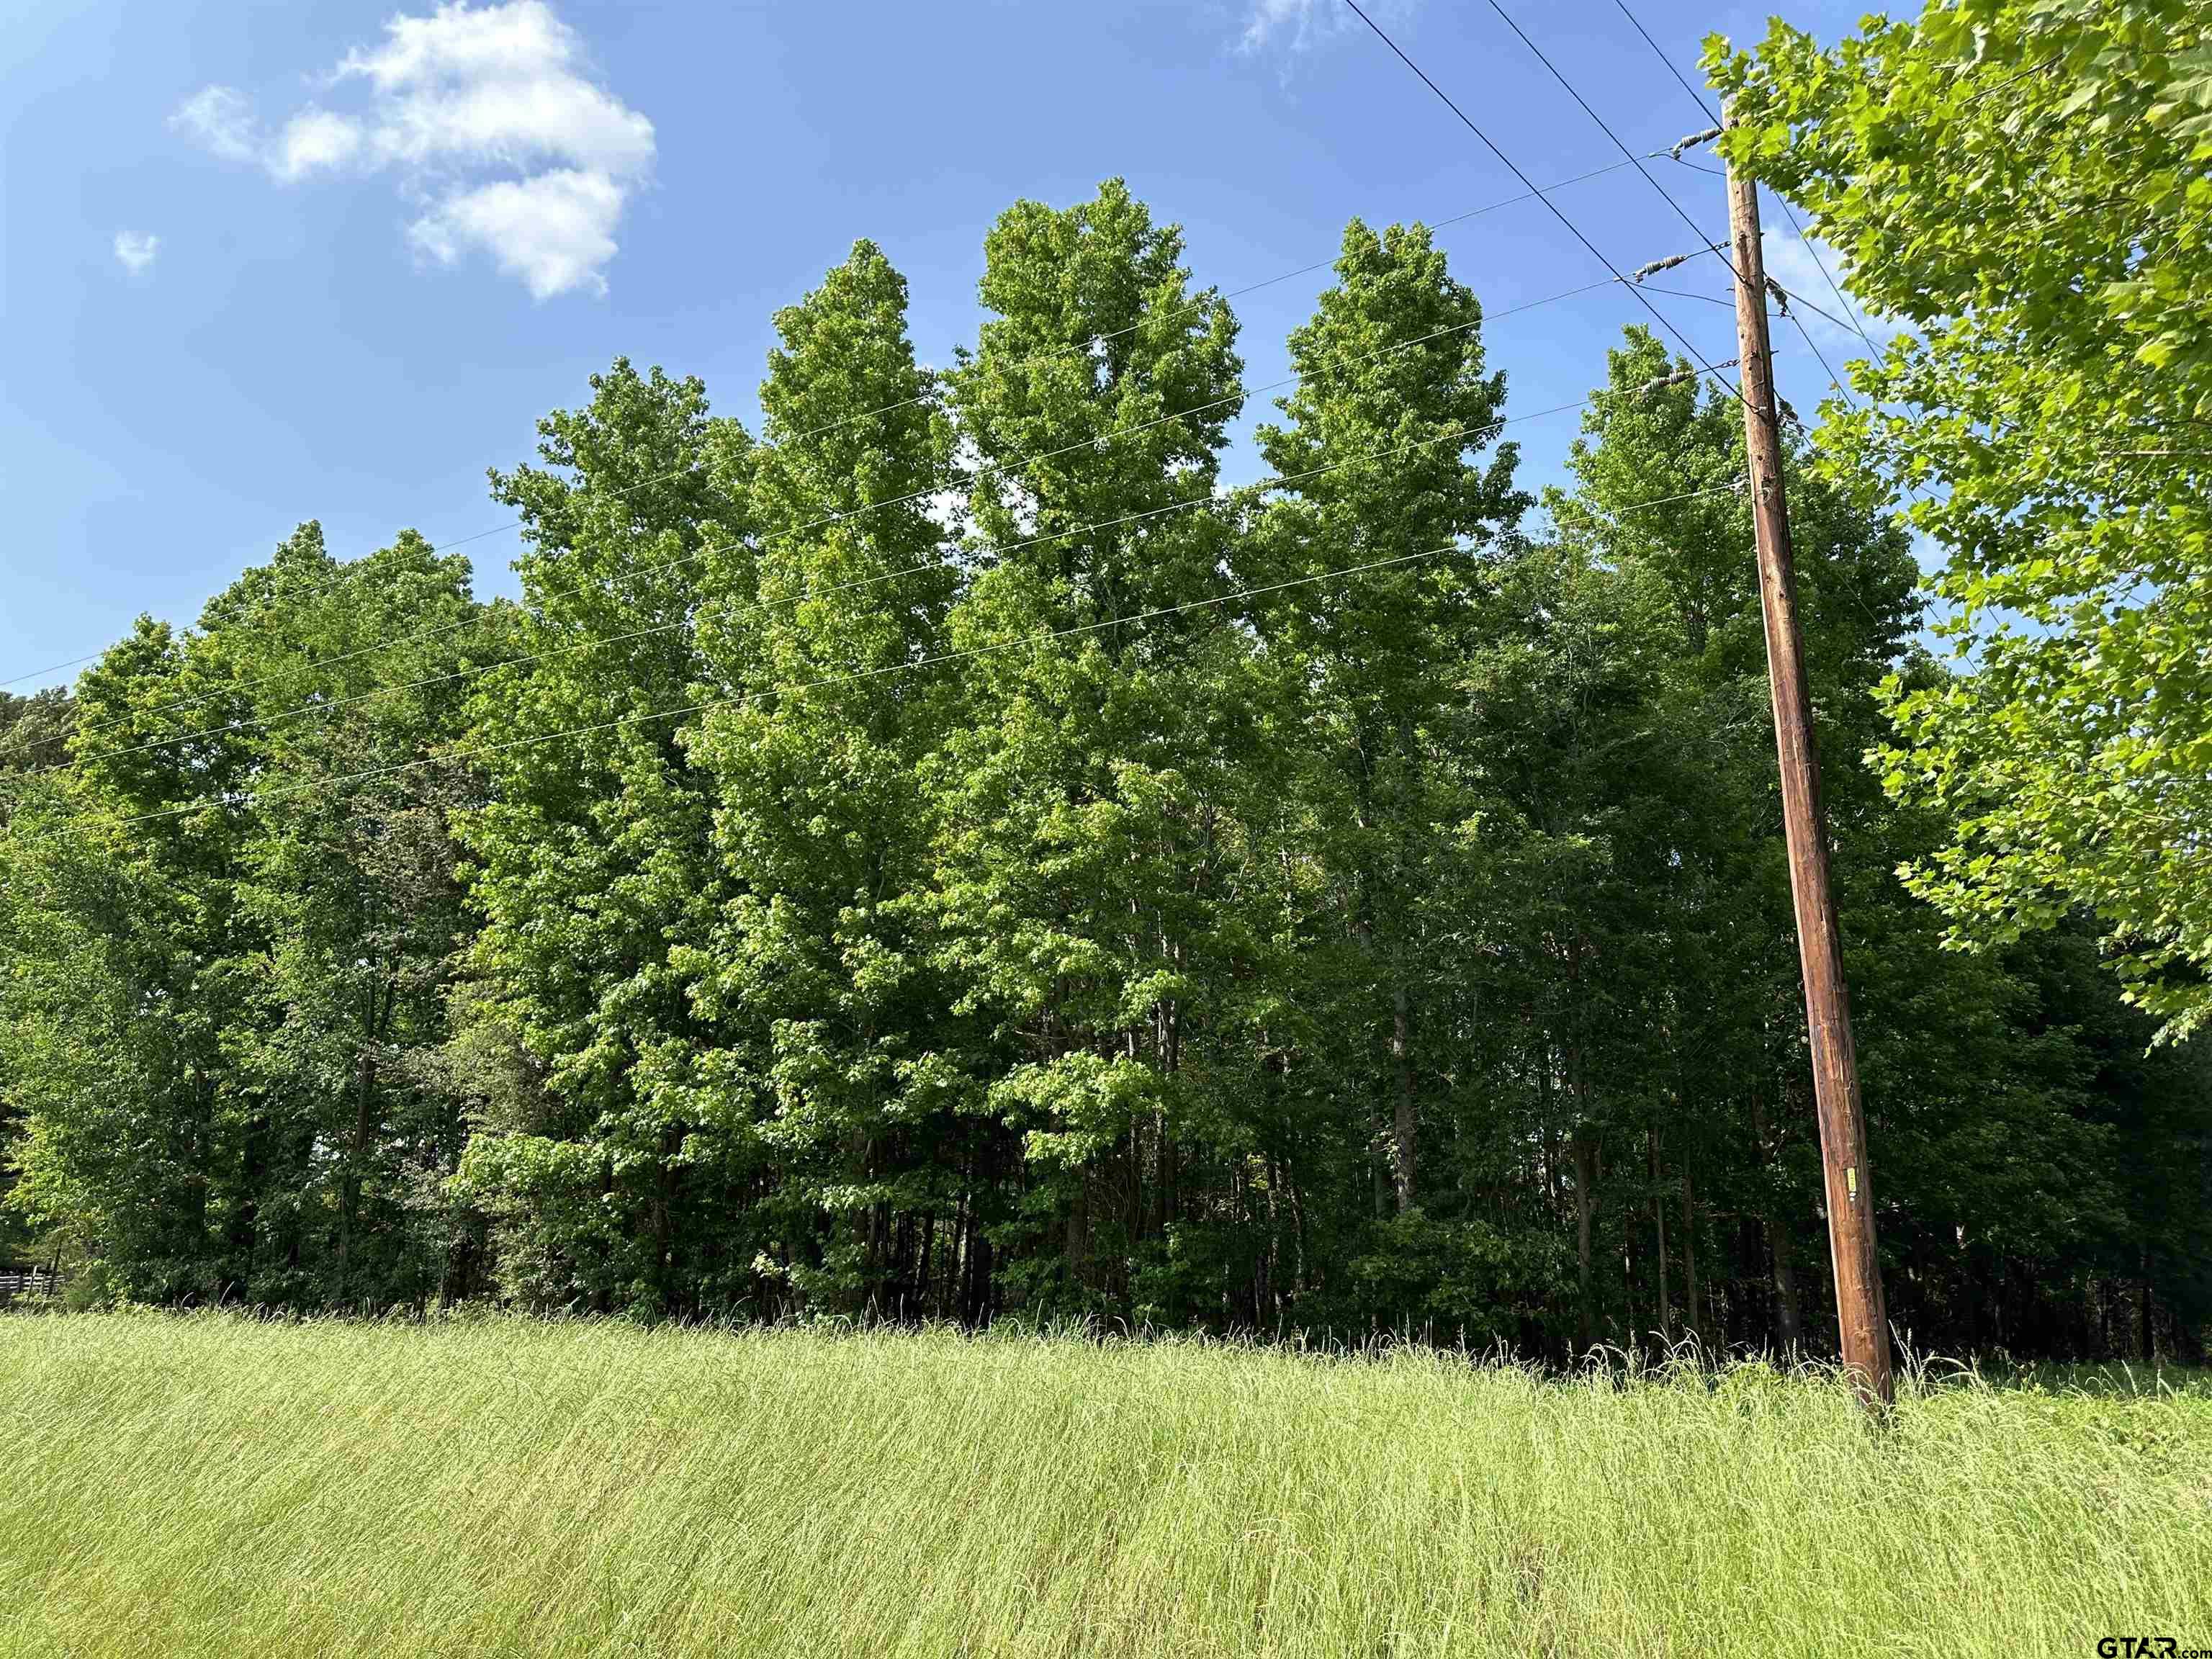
1, 1313, 2206, 1657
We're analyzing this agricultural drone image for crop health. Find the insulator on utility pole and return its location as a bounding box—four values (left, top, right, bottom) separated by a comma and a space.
1670, 125, 1724, 159
1632, 359, 1737, 397
1722, 127, 1896, 1411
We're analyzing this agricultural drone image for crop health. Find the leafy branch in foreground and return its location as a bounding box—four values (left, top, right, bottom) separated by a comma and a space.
1712, 0, 2212, 1040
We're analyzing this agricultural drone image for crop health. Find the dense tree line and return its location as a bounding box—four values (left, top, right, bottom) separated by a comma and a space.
4, 181, 2206, 1360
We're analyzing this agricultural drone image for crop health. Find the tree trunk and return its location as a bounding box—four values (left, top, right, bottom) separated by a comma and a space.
1067, 1174, 1091, 1292
962, 1200, 992, 1326
228, 1111, 269, 1297
1622, 1188, 1640, 1353
1649, 1130, 1672, 1344
1681, 1165, 1704, 1346
338, 1042, 377, 1305
1391, 982, 1416, 1213
2140, 1253, 2154, 1362
1573, 1128, 1597, 1352
1770, 1215, 1802, 1352
1749, 1080, 1802, 1352
918, 1212, 936, 1318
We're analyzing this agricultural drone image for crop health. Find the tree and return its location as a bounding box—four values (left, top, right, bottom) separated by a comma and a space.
1249, 217, 1523, 1220
453, 360, 751, 1315
1712, 0, 2212, 1040
0, 524, 485, 1303
680, 240, 972, 1316
0, 689, 72, 773
5, 181, 2205, 1360
929, 179, 1252, 1319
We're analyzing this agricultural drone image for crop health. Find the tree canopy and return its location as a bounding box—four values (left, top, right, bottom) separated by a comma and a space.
1712, 0, 2212, 1041
4, 179, 2206, 1362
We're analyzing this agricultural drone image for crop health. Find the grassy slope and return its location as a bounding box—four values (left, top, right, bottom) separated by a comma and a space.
1, 1315, 2206, 1657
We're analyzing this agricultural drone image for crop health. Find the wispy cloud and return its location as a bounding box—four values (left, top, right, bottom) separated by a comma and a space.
272, 107, 367, 184
112, 230, 160, 274
1241, 0, 1337, 53
169, 1, 653, 299
169, 85, 257, 162
1240, 0, 1411, 58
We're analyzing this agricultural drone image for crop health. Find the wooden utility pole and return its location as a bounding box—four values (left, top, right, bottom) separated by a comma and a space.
1724, 150, 1894, 1409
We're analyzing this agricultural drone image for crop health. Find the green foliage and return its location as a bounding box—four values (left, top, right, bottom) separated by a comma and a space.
2, 179, 2206, 1362
1, 527, 485, 1305
1710, 0, 2212, 1040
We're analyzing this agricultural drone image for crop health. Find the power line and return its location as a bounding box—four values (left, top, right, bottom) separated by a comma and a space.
62, 282, 1607, 737
50, 413, 1527, 770
60, 355, 1780, 774
1779, 308, 1856, 409
761, 156, 1647, 453
1, 652, 120, 693
89, 479, 1747, 831
1607, 0, 1719, 124
102, 546, 1462, 827
1609, 0, 1887, 363
1477, 0, 1886, 459
0, 463, 729, 698
1611, 0, 1959, 547
1473, 0, 1761, 311
1337, 0, 1750, 416
1, 161, 1652, 696
1619, 0, 1716, 126
1635, 283, 1730, 307
62, 262, 1723, 745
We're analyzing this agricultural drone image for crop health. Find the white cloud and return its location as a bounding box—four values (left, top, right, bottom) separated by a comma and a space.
339, 1, 654, 179
273, 107, 366, 182
112, 230, 160, 274
171, 85, 259, 161
168, 2, 652, 298
408, 168, 622, 299
1243, 0, 1331, 52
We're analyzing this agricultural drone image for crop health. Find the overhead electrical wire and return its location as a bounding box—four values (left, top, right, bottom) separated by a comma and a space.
0, 158, 1657, 696
15, 6, 1827, 809
58, 258, 1732, 751
9, 19, 2080, 709
49, 415, 1519, 770
86, 477, 1746, 831
1469, 0, 1877, 462
1336, 0, 1751, 421
1601, 0, 1969, 575
86, 552, 1480, 827
1606, 0, 1889, 363
1475, 0, 1750, 297
55, 329, 1788, 775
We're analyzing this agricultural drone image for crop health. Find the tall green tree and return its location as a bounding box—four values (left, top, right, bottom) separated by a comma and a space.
454, 361, 751, 1314
930, 179, 1253, 1319
1713, 0, 2212, 1040
1249, 218, 1524, 1220
1, 525, 483, 1303
680, 240, 973, 1316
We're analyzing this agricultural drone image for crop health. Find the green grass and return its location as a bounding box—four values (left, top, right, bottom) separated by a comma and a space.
1, 1314, 2207, 1657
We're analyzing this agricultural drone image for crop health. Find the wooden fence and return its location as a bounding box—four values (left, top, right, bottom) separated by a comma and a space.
0, 1270, 64, 1307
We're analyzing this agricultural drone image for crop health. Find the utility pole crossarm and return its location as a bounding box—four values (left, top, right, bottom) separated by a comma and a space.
1723, 132, 1895, 1410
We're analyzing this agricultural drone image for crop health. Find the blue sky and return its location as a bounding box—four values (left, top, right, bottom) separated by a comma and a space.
1, 0, 1881, 693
